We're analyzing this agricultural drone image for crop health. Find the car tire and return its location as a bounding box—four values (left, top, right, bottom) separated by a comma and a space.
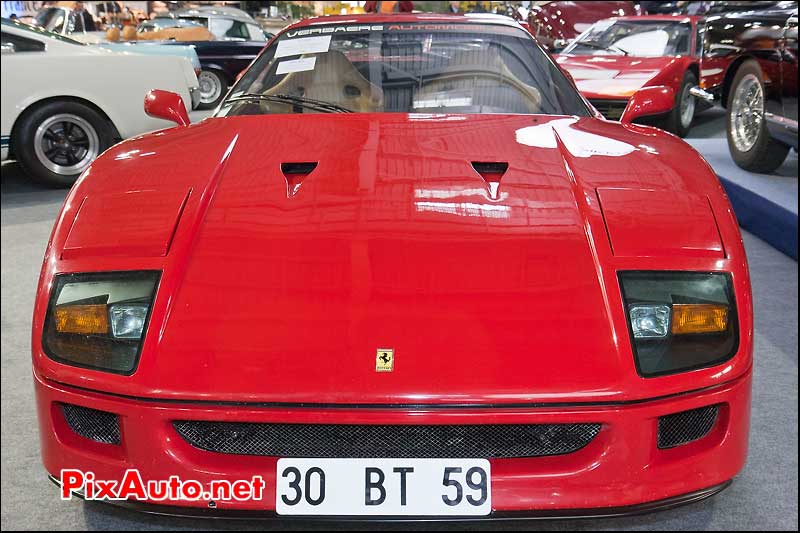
14, 100, 115, 188
663, 71, 697, 137
197, 69, 227, 110
726, 60, 790, 173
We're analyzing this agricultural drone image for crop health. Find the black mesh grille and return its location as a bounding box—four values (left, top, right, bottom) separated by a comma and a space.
589, 99, 629, 120
658, 405, 719, 449
61, 403, 120, 445
173, 422, 601, 458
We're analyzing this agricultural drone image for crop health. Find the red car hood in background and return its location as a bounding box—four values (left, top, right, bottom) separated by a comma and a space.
556, 55, 678, 99
40, 113, 739, 404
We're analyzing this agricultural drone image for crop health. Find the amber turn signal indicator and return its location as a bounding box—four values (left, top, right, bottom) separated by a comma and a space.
54, 304, 109, 335
671, 304, 728, 335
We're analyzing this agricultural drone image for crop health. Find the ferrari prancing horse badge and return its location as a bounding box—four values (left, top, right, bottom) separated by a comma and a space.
376, 348, 394, 372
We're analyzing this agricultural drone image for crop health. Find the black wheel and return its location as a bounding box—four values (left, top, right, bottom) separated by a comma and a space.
14, 100, 115, 187
726, 59, 790, 173
197, 69, 227, 110
663, 70, 697, 137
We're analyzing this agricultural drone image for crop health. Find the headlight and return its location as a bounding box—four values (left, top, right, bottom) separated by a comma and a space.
42, 271, 160, 374
619, 271, 738, 377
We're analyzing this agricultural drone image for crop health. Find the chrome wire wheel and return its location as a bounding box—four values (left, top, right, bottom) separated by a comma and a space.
679, 82, 695, 130
198, 70, 223, 105
33, 113, 99, 176
730, 73, 764, 153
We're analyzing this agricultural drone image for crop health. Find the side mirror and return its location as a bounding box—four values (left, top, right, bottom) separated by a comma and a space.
1, 42, 15, 55
620, 86, 675, 125
144, 89, 190, 127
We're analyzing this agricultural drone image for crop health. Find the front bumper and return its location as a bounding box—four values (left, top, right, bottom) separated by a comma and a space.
35, 369, 751, 515
47, 475, 731, 520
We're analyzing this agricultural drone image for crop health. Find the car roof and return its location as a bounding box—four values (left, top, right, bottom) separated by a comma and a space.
289, 13, 525, 30
174, 6, 256, 23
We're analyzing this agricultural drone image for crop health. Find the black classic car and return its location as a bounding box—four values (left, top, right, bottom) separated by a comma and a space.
702, 2, 797, 172
162, 39, 268, 109
148, 6, 270, 109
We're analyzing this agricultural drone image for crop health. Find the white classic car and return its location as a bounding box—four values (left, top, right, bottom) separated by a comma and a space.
0, 18, 199, 187
31, 4, 204, 77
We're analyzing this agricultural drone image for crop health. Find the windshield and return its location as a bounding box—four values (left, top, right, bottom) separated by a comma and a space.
7, 15, 84, 45
138, 19, 203, 32
563, 20, 692, 57
35, 7, 96, 37
177, 16, 209, 28
220, 22, 588, 116
35, 7, 66, 33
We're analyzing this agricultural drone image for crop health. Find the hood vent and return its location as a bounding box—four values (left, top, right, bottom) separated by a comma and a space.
472, 162, 508, 201
281, 162, 318, 197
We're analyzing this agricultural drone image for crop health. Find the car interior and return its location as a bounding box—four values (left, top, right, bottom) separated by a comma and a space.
236, 31, 547, 115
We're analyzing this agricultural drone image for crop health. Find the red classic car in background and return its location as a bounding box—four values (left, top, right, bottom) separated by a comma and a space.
527, 1, 640, 50
556, 15, 709, 136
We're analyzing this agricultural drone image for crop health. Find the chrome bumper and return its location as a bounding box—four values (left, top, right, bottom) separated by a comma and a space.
689, 86, 715, 103
189, 87, 202, 110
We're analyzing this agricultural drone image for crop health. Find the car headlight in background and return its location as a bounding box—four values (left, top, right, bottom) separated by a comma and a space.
42, 271, 160, 374
619, 271, 738, 377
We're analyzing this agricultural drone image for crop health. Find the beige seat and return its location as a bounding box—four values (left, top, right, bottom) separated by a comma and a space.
134, 26, 214, 42
267, 50, 384, 113
121, 25, 137, 41
414, 47, 542, 113
105, 27, 120, 42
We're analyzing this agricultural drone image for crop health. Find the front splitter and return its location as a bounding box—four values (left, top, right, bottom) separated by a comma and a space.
49, 475, 732, 522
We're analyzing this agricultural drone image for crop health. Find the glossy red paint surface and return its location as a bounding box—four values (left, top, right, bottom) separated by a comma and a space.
597, 188, 724, 258
144, 89, 190, 128
557, 55, 693, 100
33, 113, 751, 403
620, 85, 675, 123
62, 190, 190, 259
32, 14, 753, 514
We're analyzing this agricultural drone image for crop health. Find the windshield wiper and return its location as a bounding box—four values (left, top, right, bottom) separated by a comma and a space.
225, 93, 353, 113
575, 40, 630, 56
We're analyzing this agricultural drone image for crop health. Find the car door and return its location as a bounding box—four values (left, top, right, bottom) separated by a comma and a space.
0, 30, 46, 155
780, 13, 798, 129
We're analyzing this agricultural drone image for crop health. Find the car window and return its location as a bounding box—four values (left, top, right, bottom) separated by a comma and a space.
209, 18, 250, 40
695, 21, 705, 56
178, 16, 209, 28
1, 31, 46, 52
247, 23, 266, 41
221, 22, 589, 116
563, 20, 693, 57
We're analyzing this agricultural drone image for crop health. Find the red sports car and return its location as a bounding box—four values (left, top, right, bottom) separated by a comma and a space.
33, 14, 752, 519
556, 15, 707, 137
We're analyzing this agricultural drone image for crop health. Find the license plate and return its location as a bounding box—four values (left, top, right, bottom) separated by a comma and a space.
276, 458, 491, 516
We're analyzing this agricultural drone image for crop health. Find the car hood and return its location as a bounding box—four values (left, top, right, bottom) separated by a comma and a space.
48, 113, 731, 404
556, 55, 677, 99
